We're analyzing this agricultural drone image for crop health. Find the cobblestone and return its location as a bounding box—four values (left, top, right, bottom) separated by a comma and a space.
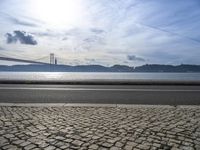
0, 105, 200, 149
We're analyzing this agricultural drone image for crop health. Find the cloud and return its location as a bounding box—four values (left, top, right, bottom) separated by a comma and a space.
85, 58, 96, 63
2, 13, 38, 27
8, 16, 38, 27
127, 55, 145, 62
83, 36, 103, 43
90, 28, 105, 34
5, 30, 37, 45
31, 30, 53, 37
62, 37, 68, 41
0, 46, 4, 50
6, 33, 17, 44
136, 22, 200, 44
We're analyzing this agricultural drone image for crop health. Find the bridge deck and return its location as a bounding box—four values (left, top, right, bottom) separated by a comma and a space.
0, 56, 48, 64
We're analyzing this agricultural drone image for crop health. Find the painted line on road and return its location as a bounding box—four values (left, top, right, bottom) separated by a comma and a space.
0, 87, 200, 92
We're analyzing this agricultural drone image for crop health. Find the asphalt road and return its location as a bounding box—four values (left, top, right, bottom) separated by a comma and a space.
0, 84, 200, 105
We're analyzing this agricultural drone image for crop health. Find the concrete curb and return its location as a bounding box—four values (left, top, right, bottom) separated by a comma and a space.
1, 79, 200, 85
0, 103, 199, 108
0, 103, 117, 107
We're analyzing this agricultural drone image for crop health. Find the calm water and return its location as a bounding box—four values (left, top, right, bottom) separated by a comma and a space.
0, 72, 200, 81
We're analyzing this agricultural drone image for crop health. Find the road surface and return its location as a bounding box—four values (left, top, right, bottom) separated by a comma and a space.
0, 84, 200, 105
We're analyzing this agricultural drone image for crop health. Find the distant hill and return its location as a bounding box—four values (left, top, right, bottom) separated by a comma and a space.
0, 64, 133, 72
134, 64, 200, 72
0, 64, 200, 72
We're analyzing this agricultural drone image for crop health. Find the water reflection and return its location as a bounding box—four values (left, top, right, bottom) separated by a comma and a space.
0, 72, 200, 81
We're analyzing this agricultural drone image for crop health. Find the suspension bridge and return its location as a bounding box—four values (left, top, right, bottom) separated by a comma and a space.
0, 53, 62, 65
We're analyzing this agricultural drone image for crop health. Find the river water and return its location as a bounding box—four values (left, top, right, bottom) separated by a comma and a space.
0, 72, 200, 81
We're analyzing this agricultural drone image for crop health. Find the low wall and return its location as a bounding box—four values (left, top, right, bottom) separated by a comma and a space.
0, 79, 200, 85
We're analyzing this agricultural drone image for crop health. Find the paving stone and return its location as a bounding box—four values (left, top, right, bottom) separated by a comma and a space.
12, 140, 24, 145
126, 141, 137, 147
115, 142, 124, 148
153, 143, 161, 148
4, 134, 15, 138
110, 146, 121, 150
171, 147, 181, 150
6, 145, 19, 150
72, 140, 84, 146
102, 142, 113, 148
124, 145, 133, 150
89, 144, 99, 149
44, 146, 56, 150
137, 144, 151, 150
180, 146, 194, 150
20, 141, 31, 147
24, 144, 36, 150
0, 105, 199, 149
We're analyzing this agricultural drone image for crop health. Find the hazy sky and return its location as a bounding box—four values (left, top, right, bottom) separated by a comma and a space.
0, 0, 200, 66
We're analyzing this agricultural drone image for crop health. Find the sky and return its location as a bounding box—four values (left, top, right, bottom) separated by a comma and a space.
0, 0, 200, 66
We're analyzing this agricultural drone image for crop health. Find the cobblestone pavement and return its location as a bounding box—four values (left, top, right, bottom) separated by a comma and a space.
0, 105, 200, 150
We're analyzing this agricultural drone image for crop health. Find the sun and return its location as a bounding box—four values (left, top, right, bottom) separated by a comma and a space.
30, 0, 85, 29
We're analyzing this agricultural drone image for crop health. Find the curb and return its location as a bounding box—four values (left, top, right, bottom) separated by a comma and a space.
1, 79, 200, 85
1, 103, 198, 108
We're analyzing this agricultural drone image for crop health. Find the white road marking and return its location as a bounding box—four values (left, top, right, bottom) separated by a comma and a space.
0, 87, 200, 92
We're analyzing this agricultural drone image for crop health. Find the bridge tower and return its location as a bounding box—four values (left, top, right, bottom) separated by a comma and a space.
50, 53, 54, 64
55, 58, 57, 65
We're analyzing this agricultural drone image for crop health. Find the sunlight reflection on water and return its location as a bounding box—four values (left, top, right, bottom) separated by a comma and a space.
0, 72, 200, 81
43, 72, 64, 79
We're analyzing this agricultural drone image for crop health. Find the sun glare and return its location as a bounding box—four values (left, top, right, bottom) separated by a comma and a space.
31, 0, 85, 29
